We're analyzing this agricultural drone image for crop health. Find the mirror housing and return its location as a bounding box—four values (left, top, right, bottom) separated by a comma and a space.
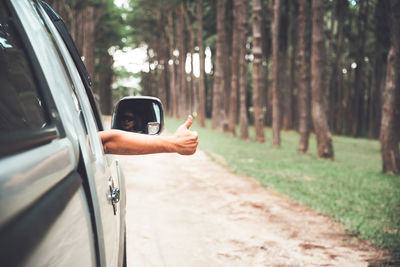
111, 96, 164, 135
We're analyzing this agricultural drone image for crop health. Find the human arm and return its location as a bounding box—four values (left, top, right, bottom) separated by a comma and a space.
99, 115, 198, 155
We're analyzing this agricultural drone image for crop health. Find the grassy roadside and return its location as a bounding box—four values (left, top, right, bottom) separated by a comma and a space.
165, 116, 400, 261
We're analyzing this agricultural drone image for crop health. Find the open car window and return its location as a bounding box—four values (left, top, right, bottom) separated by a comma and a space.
39, 0, 104, 131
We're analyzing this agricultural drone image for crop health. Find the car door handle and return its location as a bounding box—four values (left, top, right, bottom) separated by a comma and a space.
111, 187, 120, 204
108, 178, 120, 215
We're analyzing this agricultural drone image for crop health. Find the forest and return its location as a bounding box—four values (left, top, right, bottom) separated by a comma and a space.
47, 0, 400, 175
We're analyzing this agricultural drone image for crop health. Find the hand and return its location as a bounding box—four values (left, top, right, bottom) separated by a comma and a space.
171, 115, 199, 155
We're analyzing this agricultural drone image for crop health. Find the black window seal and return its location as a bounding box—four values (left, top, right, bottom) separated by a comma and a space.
39, 0, 104, 131
1, 0, 67, 157
0, 125, 58, 157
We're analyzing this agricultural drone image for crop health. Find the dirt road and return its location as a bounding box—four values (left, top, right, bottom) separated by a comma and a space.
119, 150, 387, 266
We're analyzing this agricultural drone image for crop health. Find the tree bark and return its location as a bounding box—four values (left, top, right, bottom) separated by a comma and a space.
297, 0, 311, 153
228, 0, 240, 136
280, 0, 290, 131
271, 0, 281, 146
167, 9, 178, 117
370, 0, 389, 139
238, 0, 249, 139
83, 7, 95, 85
177, 4, 187, 119
196, 0, 206, 127
286, 1, 297, 130
99, 52, 113, 115
157, 22, 169, 111
311, 0, 334, 159
183, 6, 196, 116
351, 1, 368, 137
222, 2, 230, 131
326, 0, 337, 132
252, 0, 265, 142
212, 0, 227, 131
380, 0, 400, 175
333, 0, 346, 134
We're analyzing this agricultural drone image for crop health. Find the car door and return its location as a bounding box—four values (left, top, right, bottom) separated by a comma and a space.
34, 2, 126, 266
0, 1, 96, 266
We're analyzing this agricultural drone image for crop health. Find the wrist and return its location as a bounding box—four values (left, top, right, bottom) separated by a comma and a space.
160, 135, 177, 153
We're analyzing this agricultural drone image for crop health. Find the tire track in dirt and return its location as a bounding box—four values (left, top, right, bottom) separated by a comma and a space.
119, 150, 388, 267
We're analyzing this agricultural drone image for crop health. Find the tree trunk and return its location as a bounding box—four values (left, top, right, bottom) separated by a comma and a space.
297, 0, 311, 153
189, 33, 195, 115
287, 2, 297, 130
252, 0, 265, 142
311, 0, 334, 159
370, 0, 390, 139
228, 0, 240, 136
167, 10, 178, 117
183, 7, 195, 115
196, 0, 206, 127
280, 0, 290, 131
99, 52, 113, 115
222, 2, 230, 131
83, 7, 95, 85
333, 0, 347, 134
271, 0, 281, 146
238, 0, 249, 139
177, 4, 187, 119
212, 0, 227, 131
326, 0, 337, 132
351, 1, 368, 137
380, 0, 400, 175
158, 35, 169, 111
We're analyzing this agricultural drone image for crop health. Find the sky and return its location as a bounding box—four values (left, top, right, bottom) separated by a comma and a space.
112, 45, 213, 91
112, 0, 214, 92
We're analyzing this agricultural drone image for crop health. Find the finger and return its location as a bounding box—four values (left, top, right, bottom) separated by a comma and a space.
183, 115, 193, 129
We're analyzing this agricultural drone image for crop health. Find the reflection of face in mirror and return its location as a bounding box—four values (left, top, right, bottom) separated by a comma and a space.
113, 97, 164, 135
119, 111, 139, 132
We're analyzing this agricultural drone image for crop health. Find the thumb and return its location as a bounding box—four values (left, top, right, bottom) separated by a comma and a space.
182, 115, 193, 129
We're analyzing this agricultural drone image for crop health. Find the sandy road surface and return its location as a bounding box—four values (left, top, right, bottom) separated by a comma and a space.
118, 150, 387, 267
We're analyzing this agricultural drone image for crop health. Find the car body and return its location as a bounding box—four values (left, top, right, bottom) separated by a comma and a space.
0, 1, 159, 266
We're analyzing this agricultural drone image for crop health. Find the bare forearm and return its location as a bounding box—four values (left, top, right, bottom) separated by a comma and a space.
100, 130, 169, 155
99, 128, 198, 155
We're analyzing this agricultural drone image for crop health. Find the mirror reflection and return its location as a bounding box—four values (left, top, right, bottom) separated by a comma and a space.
112, 97, 163, 135
118, 110, 142, 133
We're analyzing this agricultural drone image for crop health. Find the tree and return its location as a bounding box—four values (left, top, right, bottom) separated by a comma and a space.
311, 0, 334, 159
167, 9, 178, 117
330, 0, 347, 135
196, 0, 206, 127
380, 0, 400, 175
271, 0, 281, 146
184, 7, 195, 116
177, 3, 187, 119
351, 1, 369, 137
297, 0, 311, 153
369, 0, 390, 139
252, 0, 265, 142
238, 0, 249, 139
228, 0, 240, 136
281, 0, 296, 131
212, 0, 227, 131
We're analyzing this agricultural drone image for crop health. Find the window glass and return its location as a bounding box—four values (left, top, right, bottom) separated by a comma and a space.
0, 2, 47, 131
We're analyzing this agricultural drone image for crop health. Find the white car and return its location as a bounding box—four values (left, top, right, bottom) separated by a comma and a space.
0, 1, 163, 266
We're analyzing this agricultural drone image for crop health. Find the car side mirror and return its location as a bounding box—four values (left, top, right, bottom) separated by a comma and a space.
111, 97, 164, 135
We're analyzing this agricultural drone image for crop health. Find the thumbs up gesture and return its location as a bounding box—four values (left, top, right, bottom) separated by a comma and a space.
172, 115, 199, 155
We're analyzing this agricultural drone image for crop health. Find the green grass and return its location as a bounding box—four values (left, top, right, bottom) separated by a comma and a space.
165, 116, 400, 261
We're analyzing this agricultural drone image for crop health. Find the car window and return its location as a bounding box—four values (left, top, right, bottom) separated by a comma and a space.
39, 0, 104, 131
0, 2, 48, 131
32, 2, 107, 160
